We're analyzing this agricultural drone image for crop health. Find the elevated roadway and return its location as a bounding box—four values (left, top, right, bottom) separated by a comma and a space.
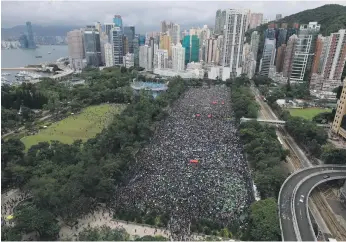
279, 166, 346, 241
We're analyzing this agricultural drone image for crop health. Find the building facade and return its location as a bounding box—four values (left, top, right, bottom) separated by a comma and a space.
133, 35, 140, 67
182, 35, 200, 64
139, 45, 153, 70
172, 24, 181, 45
214, 9, 226, 35
156, 49, 169, 69
67, 29, 86, 70
172, 43, 185, 71
123, 26, 135, 53
26, 21, 36, 49
123, 53, 134, 68
104, 42, 114, 67
259, 38, 276, 76
221, 9, 249, 77
113, 15, 123, 28
250, 31, 259, 61
282, 34, 298, 77
331, 80, 346, 139
83, 28, 101, 67
111, 27, 123, 65
249, 13, 263, 29
276, 14, 282, 20
276, 44, 286, 73
205, 38, 218, 64
159, 34, 172, 57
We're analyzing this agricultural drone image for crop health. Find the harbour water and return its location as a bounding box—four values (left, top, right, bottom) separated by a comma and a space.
1, 45, 68, 83
1, 45, 68, 68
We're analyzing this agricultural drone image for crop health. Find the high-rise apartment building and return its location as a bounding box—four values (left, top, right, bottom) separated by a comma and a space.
250, 31, 259, 61
282, 34, 298, 77
95, 22, 102, 33
111, 27, 123, 65
99, 33, 108, 66
83, 28, 101, 67
214, 9, 226, 35
277, 28, 288, 48
133, 35, 140, 67
276, 14, 282, 20
172, 43, 186, 71
264, 27, 276, 39
249, 13, 263, 29
172, 24, 181, 45
259, 38, 276, 76
122, 36, 129, 55
205, 38, 218, 64
182, 35, 200, 65
159, 35, 172, 57
289, 22, 320, 82
26, 21, 36, 49
104, 42, 114, 67
67, 29, 86, 70
113, 15, 123, 28
139, 45, 152, 70
221, 9, 249, 77
276, 44, 286, 72
161, 21, 167, 33
331, 80, 346, 139
156, 49, 168, 69
310, 29, 346, 91
262, 18, 271, 25
123, 53, 134, 68
104, 23, 115, 42
123, 26, 135, 53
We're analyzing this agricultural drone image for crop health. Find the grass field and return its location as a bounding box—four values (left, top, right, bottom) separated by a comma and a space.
288, 107, 331, 120
21, 104, 125, 149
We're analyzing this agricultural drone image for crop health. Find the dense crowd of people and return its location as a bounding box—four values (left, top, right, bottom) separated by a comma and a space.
116, 85, 254, 240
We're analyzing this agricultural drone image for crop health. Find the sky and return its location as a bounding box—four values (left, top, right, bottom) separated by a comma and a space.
1, 0, 345, 33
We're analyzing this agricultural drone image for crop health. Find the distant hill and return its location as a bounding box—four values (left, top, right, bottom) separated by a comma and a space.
1, 24, 82, 40
245, 4, 346, 74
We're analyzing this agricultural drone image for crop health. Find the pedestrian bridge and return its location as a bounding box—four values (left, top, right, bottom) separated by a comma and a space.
240, 117, 330, 128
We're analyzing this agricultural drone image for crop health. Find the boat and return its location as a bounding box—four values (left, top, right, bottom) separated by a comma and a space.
35, 56, 42, 58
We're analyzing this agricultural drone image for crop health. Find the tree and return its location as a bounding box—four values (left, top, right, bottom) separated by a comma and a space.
14, 204, 59, 240
248, 198, 281, 241
321, 145, 346, 164
135, 235, 169, 241
1, 226, 22, 241
78, 226, 130, 241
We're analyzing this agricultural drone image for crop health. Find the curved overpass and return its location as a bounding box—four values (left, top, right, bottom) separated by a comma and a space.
279, 165, 346, 241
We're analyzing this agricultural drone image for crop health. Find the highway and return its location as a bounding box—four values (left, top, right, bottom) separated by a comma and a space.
279, 166, 346, 241
295, 171, 346, 241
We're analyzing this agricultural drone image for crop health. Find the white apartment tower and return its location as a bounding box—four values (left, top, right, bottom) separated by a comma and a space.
222, 9, 249, 77
205, 38, 218, 64
172, 43, 186, 71
139, 45, 153, 70
156, 49, 169, 69
104, 43, 114, 67
123, 53, 134, 68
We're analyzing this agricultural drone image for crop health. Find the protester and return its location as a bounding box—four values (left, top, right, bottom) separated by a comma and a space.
116, 85, 254, 240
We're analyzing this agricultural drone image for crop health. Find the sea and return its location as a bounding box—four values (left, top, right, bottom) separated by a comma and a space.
1, 45, 69, 82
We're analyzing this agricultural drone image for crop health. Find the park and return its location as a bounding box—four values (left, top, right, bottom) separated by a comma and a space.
287, 107, 331, 120
20, 104, 125, 149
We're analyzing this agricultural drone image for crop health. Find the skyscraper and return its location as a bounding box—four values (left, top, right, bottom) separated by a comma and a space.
67, 29, 85, 70
139, 45, 152, 70
259, 38, 276, 76
214, 10, 226, 35
205, 38, 218, 64
159, 35, 172, 57
161, 21, 167, 33
83, 27, 101, 67
282, 34, 298, 77
113, 15, 123, 28
123, 26, 135, 53
249, 13, 263, 29
221, 9, 249, 77
172, 43, 186, 71
104, 42, 114, 67
277, 28, 288, 48
156, 49, 168, 69
19, 34, 28, 49
172, 24, 181, 45
26, 21, 36, 49
250, 31, 259, 61
122, 36, 129, 55
289, 22, 320, 82
276, 44, 286, 72
111, 27, 123, 65
104, 23, 115, 42
331, 80, 346, 139
182, 35, 199, 65
133, 35, 140, 67
276, 14, 282, 20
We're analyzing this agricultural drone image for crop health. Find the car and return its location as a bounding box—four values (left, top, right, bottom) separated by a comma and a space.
299, 195, 304, 203
323, 175, 330, 179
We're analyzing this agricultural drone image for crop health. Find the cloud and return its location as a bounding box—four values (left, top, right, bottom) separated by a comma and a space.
1, 1, 344, 33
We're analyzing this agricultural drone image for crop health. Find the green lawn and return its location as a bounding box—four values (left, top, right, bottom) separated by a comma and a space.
288, 107, 331, 120
21, 104, 125, 149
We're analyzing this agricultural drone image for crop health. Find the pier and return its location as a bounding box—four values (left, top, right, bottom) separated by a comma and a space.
1, 67, 39, 71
